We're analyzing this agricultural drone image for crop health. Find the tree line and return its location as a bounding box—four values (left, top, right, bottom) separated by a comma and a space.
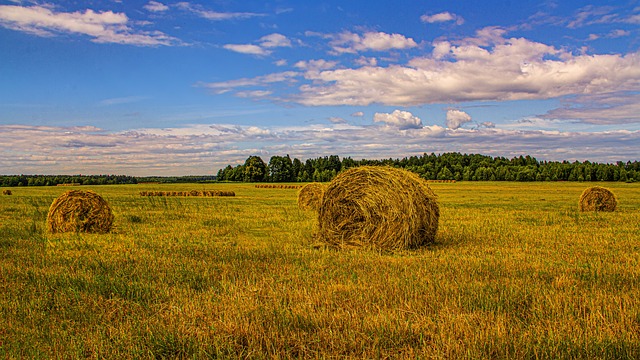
0, 175, 216, 187
216, 153, 640, 183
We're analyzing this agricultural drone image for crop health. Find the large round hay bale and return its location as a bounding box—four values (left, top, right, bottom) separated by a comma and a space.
317, 166, 439, 250
47, 190, 114, 233
297, 183, 326, 211
579, 186, 617, 212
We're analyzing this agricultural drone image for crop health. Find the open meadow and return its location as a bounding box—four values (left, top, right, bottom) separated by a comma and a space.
1, 181, 639, 359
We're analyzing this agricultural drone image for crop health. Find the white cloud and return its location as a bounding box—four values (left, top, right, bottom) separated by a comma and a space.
294, 31, 640, 107
198, 71, 299, 93
223, 44, 270, 56
373, 110, 423, 129
175, 2, 264, 21
446, 109, 472, 129
351, 111, 364, 117
354, 56, 377, 66
223, 33, 292, 56
144, 1, 168, 12
0, 4, 178, 46
2, 123, 638, 175
541, 92, 640, 125
329, 31, 418, 54
588, 29, 630, 41
259, 33, 291, 48
294, 59, 338, 71
421, 11, 464, 25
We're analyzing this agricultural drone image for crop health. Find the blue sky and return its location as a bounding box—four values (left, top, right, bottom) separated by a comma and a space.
0, 0, 639, 176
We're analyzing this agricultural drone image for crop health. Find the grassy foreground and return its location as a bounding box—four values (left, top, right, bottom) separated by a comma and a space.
1, 182, 639, 359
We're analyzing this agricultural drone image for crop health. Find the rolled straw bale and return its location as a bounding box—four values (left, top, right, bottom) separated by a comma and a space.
317, 166, 439, 250
297, 183, 326, 211
47, 190, 114, 233
579, 186, 617, 212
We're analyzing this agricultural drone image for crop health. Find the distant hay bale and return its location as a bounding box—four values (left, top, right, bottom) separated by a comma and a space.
579, 186, 618, 212
47, 190, 114, 233
139, 190, 235, 197
2, 189, 11, 195
317, 166, 439, 250
297, 183, 326, 211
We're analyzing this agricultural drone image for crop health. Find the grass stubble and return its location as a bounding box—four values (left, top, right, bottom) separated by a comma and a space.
0, 182, 638, 358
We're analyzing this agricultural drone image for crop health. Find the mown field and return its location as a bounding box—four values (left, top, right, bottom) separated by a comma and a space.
0, 181, 639, 359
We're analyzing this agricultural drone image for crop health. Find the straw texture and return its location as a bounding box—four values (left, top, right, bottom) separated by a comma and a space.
47, 190, 114, 233
317, 166, 439, 250
579, 186, 618, 212
297, 183, 326, 211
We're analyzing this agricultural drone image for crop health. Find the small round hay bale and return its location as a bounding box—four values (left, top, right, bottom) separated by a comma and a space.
579, 186, 617, 212
297, 183, 326, 211
317, 166, 439, 250
47, 190, 114, 233
2, 189, 12, 195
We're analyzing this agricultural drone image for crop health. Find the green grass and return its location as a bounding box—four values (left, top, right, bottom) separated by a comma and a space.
1, 182, 639, 358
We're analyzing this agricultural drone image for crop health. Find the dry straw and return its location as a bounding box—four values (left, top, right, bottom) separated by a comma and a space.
139, 190, 235, 197
297, 183, 326, 211
47, 190, 114, 233
317, 166, 439, 250
579, 186, 618, 212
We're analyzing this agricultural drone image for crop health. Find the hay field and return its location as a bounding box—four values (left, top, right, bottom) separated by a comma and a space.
0, 182, 639, 358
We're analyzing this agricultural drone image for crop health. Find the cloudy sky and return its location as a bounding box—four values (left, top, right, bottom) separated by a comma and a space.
1, 0, 639, 176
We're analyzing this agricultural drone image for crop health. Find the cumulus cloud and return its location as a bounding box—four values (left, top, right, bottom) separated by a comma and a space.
328, 31, 418, 54
421, 11, 464, 25
2, 124, 638, 175
259, 33, 291, 48
224, 33, 292, 56
351, 111, 364, 117
294, 30, 640, 107
373, 110, 423, 129
144, 1, 169, 12
446, 109, 472, 129
354, 56, 378, 66
0, 4, 179, 45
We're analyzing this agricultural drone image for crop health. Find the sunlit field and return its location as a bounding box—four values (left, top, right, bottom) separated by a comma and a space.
1, 182, 639, 358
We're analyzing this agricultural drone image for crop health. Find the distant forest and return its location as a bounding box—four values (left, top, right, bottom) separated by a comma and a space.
2, 153, 639, 187
0, 174, 216, 187
217, 153, 640, 183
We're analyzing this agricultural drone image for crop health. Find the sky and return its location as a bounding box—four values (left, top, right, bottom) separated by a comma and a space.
0, 0, 639, 176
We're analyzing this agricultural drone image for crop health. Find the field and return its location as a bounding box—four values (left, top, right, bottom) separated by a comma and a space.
1, 181, 639, 359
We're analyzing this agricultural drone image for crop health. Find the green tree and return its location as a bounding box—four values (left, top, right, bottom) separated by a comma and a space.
243, 156, 267, 182
268, 155, 294, 182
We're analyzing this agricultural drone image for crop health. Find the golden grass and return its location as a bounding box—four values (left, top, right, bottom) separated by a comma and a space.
579, 186, 618, 212
317, 166, 439, 250
297, 183, 325, 211
46, 190, 114, 233
1, 182, 639, 358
